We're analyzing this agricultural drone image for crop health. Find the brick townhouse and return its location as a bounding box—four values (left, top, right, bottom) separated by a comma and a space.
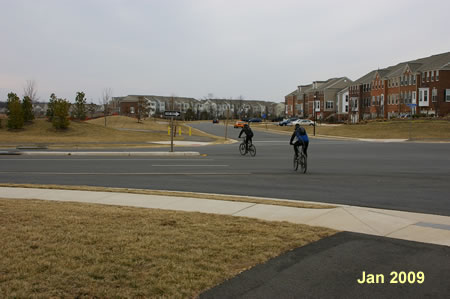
348, 70, 376, 123
284, 90, 298, 117
291, 51, 450, 122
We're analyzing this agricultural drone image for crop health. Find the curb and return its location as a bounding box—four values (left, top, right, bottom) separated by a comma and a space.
0, 151, 21, 155
18, 151, 201, 156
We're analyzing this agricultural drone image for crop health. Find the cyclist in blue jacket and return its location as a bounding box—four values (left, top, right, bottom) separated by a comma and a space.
290, 123, 309, 157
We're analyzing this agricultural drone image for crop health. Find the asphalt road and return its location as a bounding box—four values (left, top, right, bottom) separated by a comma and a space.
200, 232, 450, 299
1, 122, 449, 216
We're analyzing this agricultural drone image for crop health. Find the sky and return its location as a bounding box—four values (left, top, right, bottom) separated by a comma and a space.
1, 0, 449, 103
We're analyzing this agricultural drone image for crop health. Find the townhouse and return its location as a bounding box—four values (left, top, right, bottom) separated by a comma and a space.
347, 70, 376, 123
113, 95, 284, 120
288, 51, 450, 122
285, 90, 298, 117
288, 78, 352, 121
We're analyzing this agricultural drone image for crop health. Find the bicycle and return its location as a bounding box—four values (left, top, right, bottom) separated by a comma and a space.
293, 145, 307, 173
239, 137, 256, 156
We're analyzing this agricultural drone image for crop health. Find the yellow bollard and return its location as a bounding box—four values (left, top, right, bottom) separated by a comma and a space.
189, 127, 192, 136
178, 127, 182, 136
168, 126, 170, 136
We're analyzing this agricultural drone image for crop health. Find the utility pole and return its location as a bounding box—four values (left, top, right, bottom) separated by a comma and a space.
171, 97, 174, 152
313, 92, 318, 136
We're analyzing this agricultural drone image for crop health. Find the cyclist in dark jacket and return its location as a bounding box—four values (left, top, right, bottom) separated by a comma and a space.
290, 124, 309, 157
239, 123, 254, 150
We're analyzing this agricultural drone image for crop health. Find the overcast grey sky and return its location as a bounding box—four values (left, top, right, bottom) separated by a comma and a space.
1, 0, 449, 103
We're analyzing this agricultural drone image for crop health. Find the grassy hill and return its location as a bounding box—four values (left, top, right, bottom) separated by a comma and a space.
0, 117, 172, 147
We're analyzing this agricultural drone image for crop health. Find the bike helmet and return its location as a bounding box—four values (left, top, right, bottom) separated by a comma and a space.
244, 123, 249, 128
295, 124, 300, 129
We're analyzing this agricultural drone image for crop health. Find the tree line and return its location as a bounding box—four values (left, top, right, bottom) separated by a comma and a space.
3, 91, 88, 130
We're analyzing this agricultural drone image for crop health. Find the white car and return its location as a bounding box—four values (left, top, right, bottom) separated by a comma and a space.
288, 119, 315, 126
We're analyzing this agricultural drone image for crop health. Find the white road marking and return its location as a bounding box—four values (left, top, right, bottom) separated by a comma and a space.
151, 165, 228, 167
0, 171, 247, 175
0, 158, 214, 161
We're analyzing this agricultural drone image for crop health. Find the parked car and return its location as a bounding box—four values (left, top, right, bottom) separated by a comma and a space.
289, 119, 315, 126
234, 120, 246, 128
248, 118, 262, 123
279, 117, 298, 126
212, 118, 219, 123
297, 119, 315, 126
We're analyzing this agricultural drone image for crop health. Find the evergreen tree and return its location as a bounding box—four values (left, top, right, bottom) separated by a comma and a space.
22, 96, 34, 123
6, 92, 24, 129
46, 93, 57, 121
52, 98, 71, 129
73, 91, 87, 120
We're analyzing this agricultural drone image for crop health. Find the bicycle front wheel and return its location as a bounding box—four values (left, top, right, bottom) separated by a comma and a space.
239, 143, 247, 155
293, 154, 299, 171
300, 154, 307, 173
248, 144, 256, 157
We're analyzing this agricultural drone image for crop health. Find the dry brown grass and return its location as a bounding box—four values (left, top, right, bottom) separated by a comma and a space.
0, 116, 225, 148
0, 118, 169, 144
252, 119, 450, 139
0, 183, 335, 209
0, 198, 336, 298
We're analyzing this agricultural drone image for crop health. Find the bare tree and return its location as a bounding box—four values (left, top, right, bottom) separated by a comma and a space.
23, 80, 38, 103
101, 88, 112, 126
137, 96, 149, 123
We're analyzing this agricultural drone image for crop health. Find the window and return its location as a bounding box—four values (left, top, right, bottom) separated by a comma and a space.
345, 105, 348, 112
130, 106, 135, 114
426, 71, 430, 82
446, 89, 450, 102
436, 70, 439, 81
431, 71, 434, 82
345, 95, 348, 103
326, 101, 333, 109
432, 88, 437, 102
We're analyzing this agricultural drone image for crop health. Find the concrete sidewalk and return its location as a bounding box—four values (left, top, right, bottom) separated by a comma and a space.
1, 187, 449, 246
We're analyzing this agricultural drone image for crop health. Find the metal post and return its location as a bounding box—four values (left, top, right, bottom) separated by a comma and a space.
170, 116, 174, 152
225, 107, 229, 140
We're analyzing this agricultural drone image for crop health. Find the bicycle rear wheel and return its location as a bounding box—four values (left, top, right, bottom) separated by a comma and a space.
293, 154, 299, 171
300, 154, 307, 173
248, 144, 256, 156
239, 143, 247, 155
